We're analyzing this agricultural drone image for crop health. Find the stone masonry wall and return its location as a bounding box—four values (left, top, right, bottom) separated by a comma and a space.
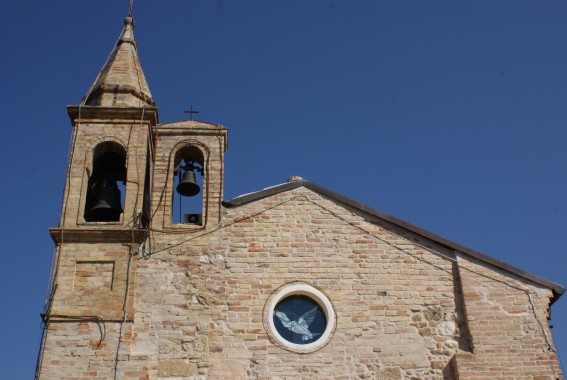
39, 186, 562, 379
48, 243, 136, 321
126, 187, 466, 379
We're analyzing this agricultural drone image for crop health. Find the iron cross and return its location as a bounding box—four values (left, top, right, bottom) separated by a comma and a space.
184, 105, 200, 120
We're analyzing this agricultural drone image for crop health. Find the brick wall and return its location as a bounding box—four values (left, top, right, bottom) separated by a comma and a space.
39, 186, 563, 379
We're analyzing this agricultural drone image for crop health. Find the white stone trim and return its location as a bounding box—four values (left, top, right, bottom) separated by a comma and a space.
264, 282, 336, 354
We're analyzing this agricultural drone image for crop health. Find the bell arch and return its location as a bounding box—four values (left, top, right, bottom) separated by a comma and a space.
83, 141, 127, 222
171, 141, 208, 225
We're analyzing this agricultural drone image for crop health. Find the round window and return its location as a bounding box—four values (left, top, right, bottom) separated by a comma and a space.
265, 283, 335, 353
273, 295, 327, 344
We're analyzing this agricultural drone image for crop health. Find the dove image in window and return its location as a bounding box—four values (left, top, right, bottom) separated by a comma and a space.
275, 306, 321, 341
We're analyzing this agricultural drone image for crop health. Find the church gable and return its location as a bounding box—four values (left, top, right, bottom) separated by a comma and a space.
125, 184, 469, 378
215, 181, 561, 378
215, 185, 467, 377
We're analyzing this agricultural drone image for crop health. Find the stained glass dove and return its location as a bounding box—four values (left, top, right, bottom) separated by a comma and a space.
275, 306, 321, 341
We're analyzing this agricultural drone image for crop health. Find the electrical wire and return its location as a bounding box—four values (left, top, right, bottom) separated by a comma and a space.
113, 92, 147, 378
113, 245, 135, 379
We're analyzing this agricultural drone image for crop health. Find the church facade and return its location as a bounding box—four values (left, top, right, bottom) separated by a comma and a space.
37, 15, 564, 379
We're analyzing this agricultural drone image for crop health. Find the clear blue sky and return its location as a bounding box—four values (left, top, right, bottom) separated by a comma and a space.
1, 0, 566, 376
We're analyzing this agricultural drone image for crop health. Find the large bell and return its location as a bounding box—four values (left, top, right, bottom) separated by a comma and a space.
88, 181, 123, 222
176, 169, 200, 197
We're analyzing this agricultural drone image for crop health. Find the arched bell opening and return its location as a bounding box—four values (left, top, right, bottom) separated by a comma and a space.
84, 142, 127, 222
172, 145, 204, 225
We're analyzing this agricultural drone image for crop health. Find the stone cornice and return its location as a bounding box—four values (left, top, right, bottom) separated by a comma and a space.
49, 227, 147, 244
67, 105, 159, 126
156, 121, 228, 151
85, 84, 154, 107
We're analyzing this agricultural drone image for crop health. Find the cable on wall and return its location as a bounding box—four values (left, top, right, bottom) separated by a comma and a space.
112, 244, 135, 380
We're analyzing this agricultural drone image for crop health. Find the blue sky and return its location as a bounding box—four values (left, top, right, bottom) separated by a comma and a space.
1, 0, 566, 376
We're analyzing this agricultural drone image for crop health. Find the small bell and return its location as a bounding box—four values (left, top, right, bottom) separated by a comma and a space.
176, 169, 200, 197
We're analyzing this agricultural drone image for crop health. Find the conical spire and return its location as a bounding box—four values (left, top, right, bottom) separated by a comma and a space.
83, 16, 154, 107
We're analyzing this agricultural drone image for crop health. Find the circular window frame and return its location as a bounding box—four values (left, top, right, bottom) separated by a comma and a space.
264, 283, 336, 354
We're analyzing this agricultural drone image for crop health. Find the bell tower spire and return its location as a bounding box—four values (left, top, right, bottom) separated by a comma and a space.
83, 14, 154, 107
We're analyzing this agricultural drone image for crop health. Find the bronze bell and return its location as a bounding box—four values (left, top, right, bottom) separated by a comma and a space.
88, 181, 123, 221
176, 169, 200, 197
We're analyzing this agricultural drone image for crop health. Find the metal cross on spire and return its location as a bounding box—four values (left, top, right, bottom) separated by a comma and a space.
184, 106, 200, 120
128, 0, 134, 17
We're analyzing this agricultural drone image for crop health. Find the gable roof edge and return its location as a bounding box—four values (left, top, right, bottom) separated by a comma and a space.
223, 179, 565, 301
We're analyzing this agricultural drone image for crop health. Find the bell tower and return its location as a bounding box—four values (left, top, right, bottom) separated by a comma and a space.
59, 15, 156, 229
37, 14, 157, 378
36, 9, 229, 378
